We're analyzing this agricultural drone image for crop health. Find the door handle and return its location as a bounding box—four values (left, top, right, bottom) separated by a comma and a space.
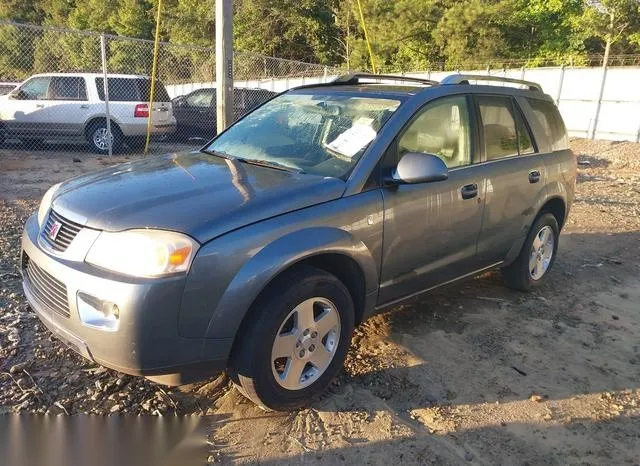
35, 104, 44, 108
529, 170, 541, 183
80, 104, 89, 109
461, 183, 478, 200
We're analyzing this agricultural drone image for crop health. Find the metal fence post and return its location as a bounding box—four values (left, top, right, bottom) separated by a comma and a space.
591, 65, 608, 140
99, 34, 113, 156
555, 65, 565, 106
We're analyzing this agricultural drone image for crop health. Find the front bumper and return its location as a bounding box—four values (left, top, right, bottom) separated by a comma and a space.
20, 214, 229, 384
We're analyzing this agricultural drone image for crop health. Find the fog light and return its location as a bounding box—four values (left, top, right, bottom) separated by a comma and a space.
77, 292, 120, 332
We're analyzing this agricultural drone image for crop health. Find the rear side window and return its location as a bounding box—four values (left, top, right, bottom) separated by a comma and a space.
136, 79, 171, 102
526, 98, 568, 151
95, 78, 170, 102
478, 96, 519, 160
49, 77, 87, 101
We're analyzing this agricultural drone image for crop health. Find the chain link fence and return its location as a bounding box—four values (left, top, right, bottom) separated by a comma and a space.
0, 21, 338, 156
2, 20, 640, 155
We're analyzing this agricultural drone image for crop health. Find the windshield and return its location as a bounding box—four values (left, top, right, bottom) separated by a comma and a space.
204, 92, 401, 178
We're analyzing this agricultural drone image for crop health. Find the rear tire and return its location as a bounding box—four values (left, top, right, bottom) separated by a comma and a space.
86, 121, 122, 154
0, 126, 5, 146
228, 266, 355, 411
501, 212, 559, 291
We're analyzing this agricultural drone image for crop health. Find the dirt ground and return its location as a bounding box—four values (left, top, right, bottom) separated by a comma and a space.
1, 139, 639, 465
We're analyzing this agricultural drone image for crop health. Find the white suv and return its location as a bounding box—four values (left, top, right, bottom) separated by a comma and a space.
0, 73, 176, 153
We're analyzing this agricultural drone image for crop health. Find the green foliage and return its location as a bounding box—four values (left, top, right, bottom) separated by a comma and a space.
1, 0, 640, 75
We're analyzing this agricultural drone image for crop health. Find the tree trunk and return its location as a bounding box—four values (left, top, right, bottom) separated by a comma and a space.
602, 9, 614, 68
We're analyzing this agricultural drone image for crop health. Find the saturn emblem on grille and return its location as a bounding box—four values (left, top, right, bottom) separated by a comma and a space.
49, 220, 62, 241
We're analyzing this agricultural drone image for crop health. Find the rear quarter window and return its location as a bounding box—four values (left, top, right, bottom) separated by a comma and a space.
526, 98, 568, 151
95, 78, 171, 102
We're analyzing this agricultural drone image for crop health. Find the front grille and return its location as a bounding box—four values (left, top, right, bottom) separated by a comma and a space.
23, 254, 70, 318
40, 210, 82, 252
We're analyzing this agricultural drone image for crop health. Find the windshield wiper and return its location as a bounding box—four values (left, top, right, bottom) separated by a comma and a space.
200, 148, 235, 160
235, 158, 305, 174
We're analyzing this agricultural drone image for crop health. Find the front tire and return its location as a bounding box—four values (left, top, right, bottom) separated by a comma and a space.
502, 212, 559, 291
228, 266, 355, 411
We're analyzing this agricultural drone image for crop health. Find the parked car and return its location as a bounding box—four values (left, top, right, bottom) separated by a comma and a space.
0, 73, 176, 153
0, 82, 18, 95
172, 87, 277, 141
21, 73, 576, 411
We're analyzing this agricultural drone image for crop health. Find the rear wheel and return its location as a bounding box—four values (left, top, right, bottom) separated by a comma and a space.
502, 212, 559, 291
86, 121, 122, 154
228, 266, 355, 411
0, 126, 5, 146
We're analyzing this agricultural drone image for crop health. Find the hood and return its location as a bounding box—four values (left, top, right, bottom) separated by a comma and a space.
52, 151, 346, 243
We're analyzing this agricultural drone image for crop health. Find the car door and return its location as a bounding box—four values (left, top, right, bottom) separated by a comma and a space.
0, 76, 52, 139
174, 89, 215, 139
42, 76, 89, 137
473, 95, 545, 266
379, 95, 487, 304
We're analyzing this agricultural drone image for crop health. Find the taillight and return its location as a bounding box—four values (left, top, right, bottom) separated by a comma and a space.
134, 104, 149, 118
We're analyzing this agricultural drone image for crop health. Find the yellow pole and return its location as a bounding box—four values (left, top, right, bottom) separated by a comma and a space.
356, 0, 376, 73
144, 0, 164, 155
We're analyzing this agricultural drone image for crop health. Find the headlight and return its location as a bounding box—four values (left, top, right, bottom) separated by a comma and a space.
37, 183, 61, 227
85, 229, 199, 278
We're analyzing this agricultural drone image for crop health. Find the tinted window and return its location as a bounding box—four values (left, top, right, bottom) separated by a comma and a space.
96, 78, 171, 102
49, 77, 87, 101
527, 98, 568, 151
136, 79, 171, 102
185, 89, 213, 107
514, 106, 535, 154
478, 96, 519, 160
17, 77, 51, 100
398, 96, 472, 168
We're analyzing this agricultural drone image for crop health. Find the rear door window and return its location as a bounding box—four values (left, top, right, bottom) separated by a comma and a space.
49, 77, 87, 101
526, 98, 568, 151
477, 96, 520, 160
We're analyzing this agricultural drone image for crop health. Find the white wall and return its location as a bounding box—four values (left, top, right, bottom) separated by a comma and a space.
166, 67, 640, 142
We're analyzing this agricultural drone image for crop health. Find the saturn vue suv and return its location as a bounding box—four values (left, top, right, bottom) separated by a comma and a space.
21, 73, 576, 410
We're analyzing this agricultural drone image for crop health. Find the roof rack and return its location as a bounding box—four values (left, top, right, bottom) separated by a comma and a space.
441, 74, 542, 92
333, 73, 439, 86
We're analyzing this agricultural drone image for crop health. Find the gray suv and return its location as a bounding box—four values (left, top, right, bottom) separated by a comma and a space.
21, 73, 576, 411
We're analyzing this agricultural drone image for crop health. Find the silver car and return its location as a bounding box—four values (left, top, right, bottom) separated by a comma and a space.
21, 73, 576, 410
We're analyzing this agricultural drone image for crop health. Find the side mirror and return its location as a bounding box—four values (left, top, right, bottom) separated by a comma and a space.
386, 152, 449, 185
173, 96, 185, 107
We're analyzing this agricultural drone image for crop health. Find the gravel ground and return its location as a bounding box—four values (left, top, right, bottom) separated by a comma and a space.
1, 140, 639, 464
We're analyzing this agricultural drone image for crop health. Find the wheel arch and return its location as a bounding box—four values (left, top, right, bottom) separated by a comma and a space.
202, 227, 379, 360
83, 116, 123, 138
538, 196, 567, 230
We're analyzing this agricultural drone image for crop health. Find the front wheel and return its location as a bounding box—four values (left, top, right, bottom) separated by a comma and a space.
228, 266, 355, 411
502, 212, 559, 291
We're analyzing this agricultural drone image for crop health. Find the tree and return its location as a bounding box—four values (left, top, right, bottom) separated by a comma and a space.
578, 0, 640, 65
233, 0, 342, 65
